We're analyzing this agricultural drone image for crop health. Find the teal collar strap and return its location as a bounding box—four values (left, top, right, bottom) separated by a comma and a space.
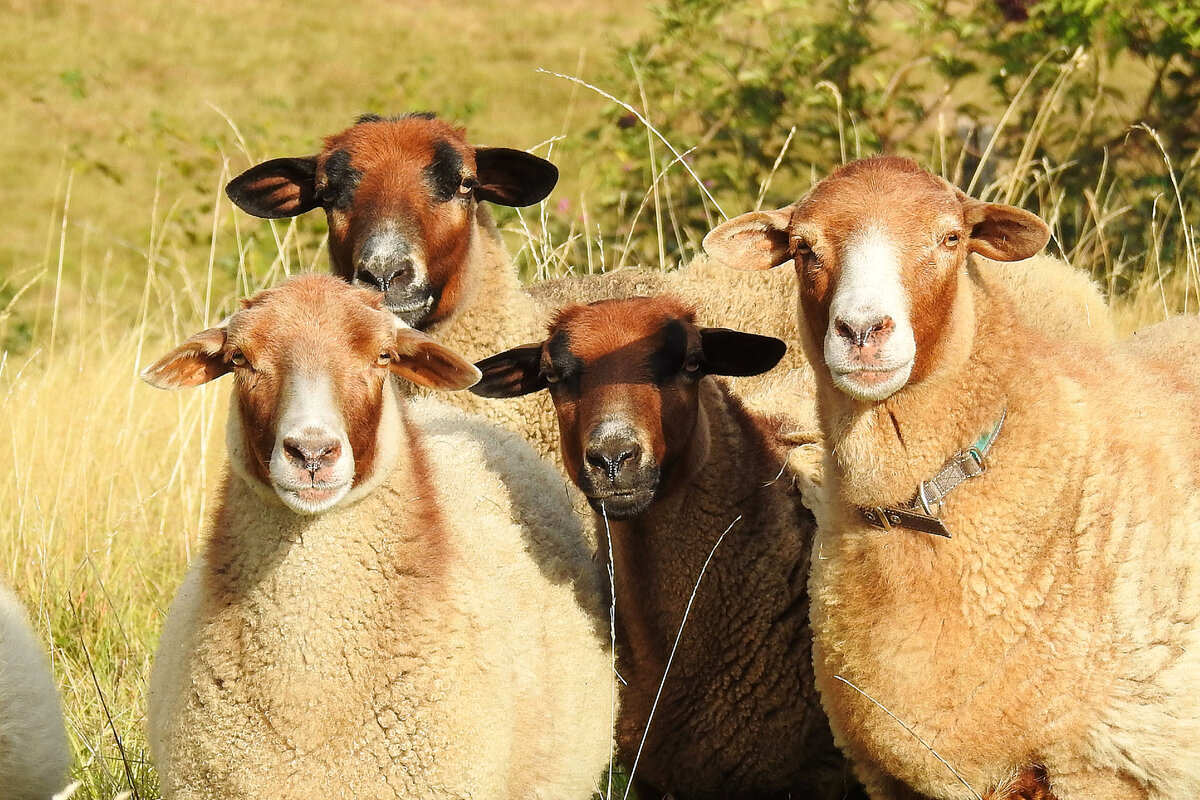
861, 408, 1007, 539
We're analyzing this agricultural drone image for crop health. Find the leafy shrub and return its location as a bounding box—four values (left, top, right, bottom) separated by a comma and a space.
556, 0, 1198, 296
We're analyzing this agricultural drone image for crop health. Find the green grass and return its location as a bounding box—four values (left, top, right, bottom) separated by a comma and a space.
1, 2, 1198, 799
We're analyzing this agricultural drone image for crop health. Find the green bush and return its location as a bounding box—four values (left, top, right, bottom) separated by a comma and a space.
559, 0, 1198, 294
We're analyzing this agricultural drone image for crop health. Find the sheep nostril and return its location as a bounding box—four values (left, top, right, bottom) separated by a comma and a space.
355, 269, 383, 290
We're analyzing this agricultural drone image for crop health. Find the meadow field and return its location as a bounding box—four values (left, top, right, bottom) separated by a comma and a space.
1, 0, 1197, 798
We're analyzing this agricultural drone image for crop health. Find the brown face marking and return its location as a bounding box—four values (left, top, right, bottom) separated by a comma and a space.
787, 157, 967, 387
221, 275, 398, 490
316, 115, 477, 327
542, 296, 708, 516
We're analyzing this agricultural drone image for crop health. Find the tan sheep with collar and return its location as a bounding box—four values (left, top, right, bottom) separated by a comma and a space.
705, 155, 1200, 800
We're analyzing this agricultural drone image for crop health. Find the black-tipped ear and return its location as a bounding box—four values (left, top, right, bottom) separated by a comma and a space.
699, 329, 787, 377
226, 156, 321, 219
473, 148, 559, 207
471, 343, 548, 398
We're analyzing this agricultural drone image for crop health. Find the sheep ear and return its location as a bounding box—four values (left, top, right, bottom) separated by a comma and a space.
473, 148, 559, 207
470, 343, 548, 398
960, 195, 1050, 261
703, 206, 794, 271
699, 329, 787, 377
226, 156, 321, 219
141, 326, 231, 389
390, 328, 481, 391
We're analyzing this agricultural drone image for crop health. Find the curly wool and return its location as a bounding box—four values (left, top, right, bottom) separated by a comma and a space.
603, 379, 854, 800
807, 265, 1200, 799
149, 397, 613, 800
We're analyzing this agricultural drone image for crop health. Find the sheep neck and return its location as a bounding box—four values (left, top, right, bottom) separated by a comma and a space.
817, 266, 1014, 512
600, 379, 794, 679
423, 204, 533, 357
206, 400, 449, 616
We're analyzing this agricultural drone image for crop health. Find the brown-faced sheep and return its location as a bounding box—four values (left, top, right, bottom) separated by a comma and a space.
227, 114, 1114, 475
224, 114, 818, 461
141, 274, 613, 800
704, 155, 1200, 800
0, 579, 71, 800
473, 295, 860, 800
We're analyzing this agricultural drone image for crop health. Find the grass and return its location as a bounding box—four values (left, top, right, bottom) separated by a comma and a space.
1, 2, 1198, 799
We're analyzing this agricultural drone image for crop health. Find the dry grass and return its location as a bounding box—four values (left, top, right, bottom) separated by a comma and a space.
1, 3, 1198, 800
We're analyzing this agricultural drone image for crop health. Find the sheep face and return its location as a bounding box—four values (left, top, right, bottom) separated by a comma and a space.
141, 275, 479, 514
703, 156, 1049, 402
471, 296, 785, 519
225, 113, 558, 329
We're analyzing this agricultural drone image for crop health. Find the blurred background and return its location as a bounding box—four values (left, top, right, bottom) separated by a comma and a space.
1, 0, 1196, 796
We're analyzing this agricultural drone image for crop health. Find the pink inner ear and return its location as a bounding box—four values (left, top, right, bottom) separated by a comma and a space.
142, 328, 229, 389
704, 208, 793, 271
969, 203, 1050, 262
390, 335, 480, 391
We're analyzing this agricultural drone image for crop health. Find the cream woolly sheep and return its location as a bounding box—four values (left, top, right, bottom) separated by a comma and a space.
0, 579, 71, 800
473, 295, 861, 800
705, 155, 1200, 800
141, 275, 613, 800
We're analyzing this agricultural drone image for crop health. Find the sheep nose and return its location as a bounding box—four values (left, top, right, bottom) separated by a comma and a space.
282, 432, 342, 476
585, 440, 641, 485
356, 235, 415, 292
834, 315, 895, 349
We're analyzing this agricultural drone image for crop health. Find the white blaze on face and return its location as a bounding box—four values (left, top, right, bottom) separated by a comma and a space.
824, 225, 917, 401
269, 371, 356, 514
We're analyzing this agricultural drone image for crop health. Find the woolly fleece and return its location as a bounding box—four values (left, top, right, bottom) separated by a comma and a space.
602, 378, 855, 800
806, 264, 1200, 799
148, 396, 614, 800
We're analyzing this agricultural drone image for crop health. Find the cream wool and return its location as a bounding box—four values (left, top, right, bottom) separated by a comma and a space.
142, 276, 613, 800
149, 398, 613, 800
0, 580, 71, 800
706, 157, 1200, 799
808, 275, 1200, 799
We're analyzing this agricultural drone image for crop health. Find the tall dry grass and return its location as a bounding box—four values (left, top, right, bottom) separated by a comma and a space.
1, 68, 1196, 800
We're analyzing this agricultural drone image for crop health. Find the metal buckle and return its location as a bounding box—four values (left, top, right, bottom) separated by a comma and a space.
966, 446, 987, 474
917, 482, 940, 517
865, 507, 892, 531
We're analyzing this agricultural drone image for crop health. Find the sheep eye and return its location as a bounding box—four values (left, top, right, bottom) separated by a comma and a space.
793, 240, 813, 259
230, 350, 247, 367
683, 357, 702, 374
543, 370, 561, 385
458, 177, 479, 196
376, 351, 392, 367
943, 232, 961, 247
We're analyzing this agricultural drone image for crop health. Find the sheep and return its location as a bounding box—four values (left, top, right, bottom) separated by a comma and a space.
227, 114, 1113, 475
0, 579, 71, 800
141, 274, 614, 800
472, 295, 861, 800
702, 154, 1200, 800
224, 113, 818, 462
